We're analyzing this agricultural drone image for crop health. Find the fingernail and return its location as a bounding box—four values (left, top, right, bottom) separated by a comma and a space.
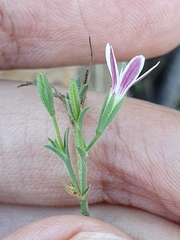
70, 232, 127, 240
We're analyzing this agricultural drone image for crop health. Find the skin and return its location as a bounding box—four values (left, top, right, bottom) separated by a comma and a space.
0, 0, 180, 239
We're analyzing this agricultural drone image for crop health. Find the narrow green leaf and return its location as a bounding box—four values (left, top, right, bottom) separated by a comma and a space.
63, 128, 69, 153
80, 84, 88, 104
81, 185, 90, 200
47, 137, 62, 151
78, 106, 90, 129
54, 139, 61, 150
75, 76, 81, 90
47, 137, 56, 148
65, 97, 74, 121
37, 72, 55, 117
68, 80, 81, 121
45, 145, 67, 163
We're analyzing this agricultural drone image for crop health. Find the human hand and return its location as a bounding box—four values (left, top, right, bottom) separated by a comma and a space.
1, 0, 180, 239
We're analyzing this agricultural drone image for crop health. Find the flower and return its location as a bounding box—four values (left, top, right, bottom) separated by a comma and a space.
106, 43, 160, 101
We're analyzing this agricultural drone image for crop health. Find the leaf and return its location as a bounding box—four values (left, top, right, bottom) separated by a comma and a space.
75, 76, 81, 90
78, 106, 90, 129
47, 137, 56, 148
65, 97, 74, 122
80, 84, 88, 104
81, 185, 91, 200
54, 139, 61, 150
63, 128, 69, 154
37, 72, 55, 117
45, 145, 67, 163
47, 137, 62, 151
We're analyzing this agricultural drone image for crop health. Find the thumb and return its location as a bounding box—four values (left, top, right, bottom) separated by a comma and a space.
2, 215, 132, 240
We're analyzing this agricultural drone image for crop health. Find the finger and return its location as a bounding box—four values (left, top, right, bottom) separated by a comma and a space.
1, 81, 180, 222
2, 213, 131, 240
0, 0, 180, 69
1, 203, 180, 240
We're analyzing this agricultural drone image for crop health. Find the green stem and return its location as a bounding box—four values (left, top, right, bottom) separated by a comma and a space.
79, 154, 89, 217
75, 124, 85, 149
78, 152, 87, 194
73, 123, 90, 216
65, 158, 80, 193
86, 131, 102, 152
51, 115, 64, 150
80, 197, 90, 216
75, 125, 86, 191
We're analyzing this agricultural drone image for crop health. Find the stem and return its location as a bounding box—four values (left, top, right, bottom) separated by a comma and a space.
73, 123, 90, 216
74, 125, 86, 191
51, 115, 80, 194
78, 151, 87, 194
86, 131, 102, 152
65, 158, 80, 193
80, 197, 90, 216
51, 115, 64, 150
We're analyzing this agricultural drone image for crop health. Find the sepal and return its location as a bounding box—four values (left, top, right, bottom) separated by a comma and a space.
96, 95, 126, 134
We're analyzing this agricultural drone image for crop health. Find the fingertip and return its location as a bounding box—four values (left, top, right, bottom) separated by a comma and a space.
2, 215, 132, 240
70, 232, 128, 240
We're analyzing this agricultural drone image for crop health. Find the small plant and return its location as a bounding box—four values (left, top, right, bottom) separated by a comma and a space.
19, 40, 159, 216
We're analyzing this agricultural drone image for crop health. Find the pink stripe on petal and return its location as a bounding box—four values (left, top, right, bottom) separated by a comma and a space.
122, 60, 160, 96
119, 55, 145, 95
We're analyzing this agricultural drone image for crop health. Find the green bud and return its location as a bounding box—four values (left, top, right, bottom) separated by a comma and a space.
37, 72, 55, 117
68, 79, 81, 121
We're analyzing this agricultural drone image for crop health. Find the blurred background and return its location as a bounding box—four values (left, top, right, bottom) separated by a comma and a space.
0, 45, 180, 109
